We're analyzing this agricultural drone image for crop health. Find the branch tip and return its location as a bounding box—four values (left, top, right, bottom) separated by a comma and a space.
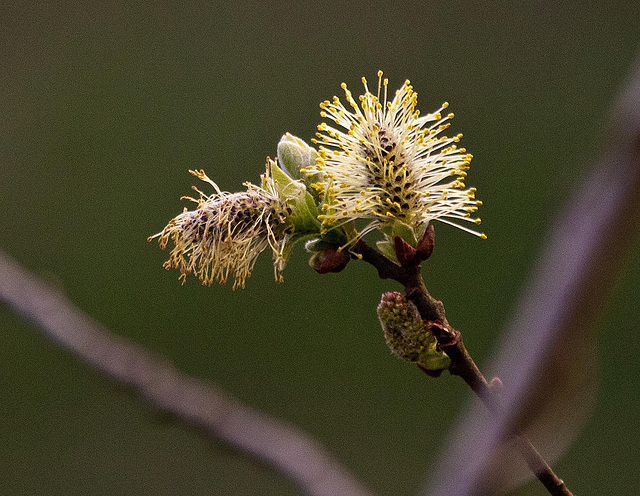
416, 224, 435, 262
394, 235, 417, 267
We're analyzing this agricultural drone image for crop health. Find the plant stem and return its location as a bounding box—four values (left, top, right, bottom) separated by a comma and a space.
0, 250, 373, 496
354, 240, 574, 496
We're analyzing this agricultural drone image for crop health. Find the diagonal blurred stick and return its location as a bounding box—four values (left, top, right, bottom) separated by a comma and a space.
424, 52, 640, 496
0, 250, 373, 496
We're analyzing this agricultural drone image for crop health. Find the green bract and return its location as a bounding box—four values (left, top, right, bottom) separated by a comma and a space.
266, 159, 321, 237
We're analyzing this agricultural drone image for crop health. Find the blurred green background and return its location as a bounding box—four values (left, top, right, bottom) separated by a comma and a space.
2, 2, 640, 495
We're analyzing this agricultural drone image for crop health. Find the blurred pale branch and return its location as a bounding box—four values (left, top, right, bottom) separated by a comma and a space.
425, 52, 640, 496
0, 250, 372, 496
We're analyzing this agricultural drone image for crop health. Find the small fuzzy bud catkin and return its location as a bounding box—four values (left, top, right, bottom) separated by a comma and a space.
377, 292, 451, 372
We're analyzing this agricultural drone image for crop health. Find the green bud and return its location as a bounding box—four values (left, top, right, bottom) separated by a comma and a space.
277, 133, 318, 180
377, 292, 451, 372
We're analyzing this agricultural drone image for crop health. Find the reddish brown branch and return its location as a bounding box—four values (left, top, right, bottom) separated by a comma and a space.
353, 239, 574, 496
